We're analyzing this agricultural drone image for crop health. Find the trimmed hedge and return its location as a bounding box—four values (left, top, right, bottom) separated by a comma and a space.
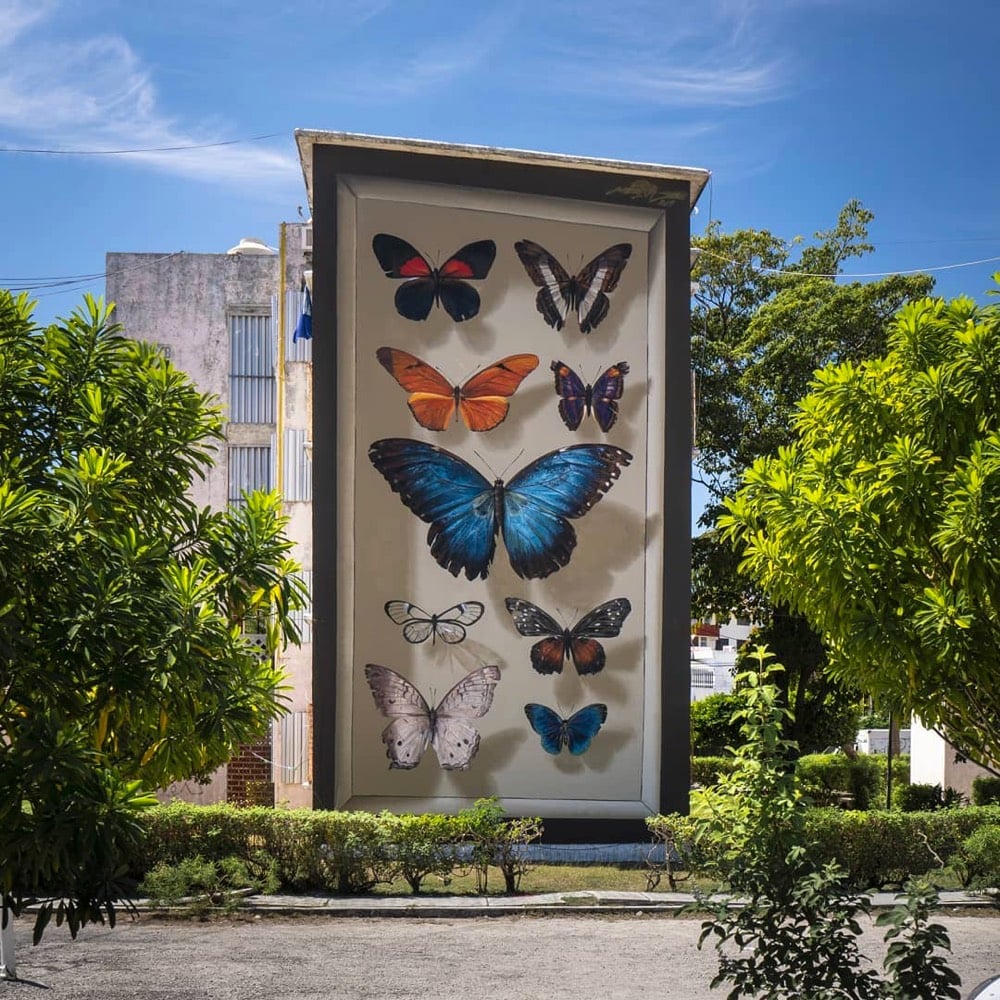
130, 799, 541, 895
647, 805, 1000, 890
972, 776, 1000, 806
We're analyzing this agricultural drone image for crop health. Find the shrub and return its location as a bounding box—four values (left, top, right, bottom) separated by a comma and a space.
380, 812, 461, 893
796, 753, 882, 809
456, 797, 542, 893
896, 783, 965, 812
951, 825, 1000, 889
690, 692, 742, 755
691, 756, 738, 786
972, 776, 1000, 806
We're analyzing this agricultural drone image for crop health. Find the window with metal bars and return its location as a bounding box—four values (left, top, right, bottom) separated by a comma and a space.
228, 445, 273, 506
229, 313, 275, 423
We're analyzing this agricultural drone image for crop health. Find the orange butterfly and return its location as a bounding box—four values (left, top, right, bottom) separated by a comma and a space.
376, 347, 539, 432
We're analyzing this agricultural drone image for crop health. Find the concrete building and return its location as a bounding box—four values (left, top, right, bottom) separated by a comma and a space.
689, 617, 752, 702
105, 224, 315, 808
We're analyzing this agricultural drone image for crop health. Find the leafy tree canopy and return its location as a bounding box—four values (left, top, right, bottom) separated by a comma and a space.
0, 292, 305, 937
722, 283, 1000, 773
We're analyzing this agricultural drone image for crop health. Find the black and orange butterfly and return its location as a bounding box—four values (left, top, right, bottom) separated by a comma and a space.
372, 234, 496, 323
504, 597, 632, 675
376, 347, 538, 432
514, 240, 632, 334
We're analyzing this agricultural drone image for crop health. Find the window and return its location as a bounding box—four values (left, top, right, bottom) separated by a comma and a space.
228, 445, 273, 506
691, 667, 715, 688
229, 313, 275, 423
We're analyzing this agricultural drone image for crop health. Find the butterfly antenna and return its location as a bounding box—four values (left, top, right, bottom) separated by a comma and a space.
495, 449, 525, 481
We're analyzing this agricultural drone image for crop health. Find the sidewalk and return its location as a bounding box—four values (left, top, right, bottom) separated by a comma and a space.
235, 888, 997, 918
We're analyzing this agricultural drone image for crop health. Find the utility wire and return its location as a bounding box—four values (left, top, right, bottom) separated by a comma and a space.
0, 132, 284, 156
694, 247, 1000, 280
7, 251, 186, 298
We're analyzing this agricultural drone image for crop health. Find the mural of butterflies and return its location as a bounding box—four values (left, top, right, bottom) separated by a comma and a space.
372, 234, 497, 323
364, 663, 501, 770
514, 240, 632, 334
376, 347, 539, 432
383, 600, 485, 645
551, 359, 630, 433
524, 703, 608, 756
504, 597, 632, 674
368, 439, 632, 580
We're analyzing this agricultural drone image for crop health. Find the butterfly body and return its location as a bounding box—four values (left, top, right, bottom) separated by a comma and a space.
372, 234, 496, 322
384, 600, 485, 644
364, 663, 501, 770
524, 703, 608, 755
504, 596, 632, 674
515, 240, 632, 333
376, 347, 538, 432
369, 439, 632, 580
551, 360, 629, 432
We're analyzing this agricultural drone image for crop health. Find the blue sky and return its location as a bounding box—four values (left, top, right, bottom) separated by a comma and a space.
2, 0, 999, 524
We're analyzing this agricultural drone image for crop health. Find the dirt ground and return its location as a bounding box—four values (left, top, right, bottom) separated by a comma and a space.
1, 911, 998, 999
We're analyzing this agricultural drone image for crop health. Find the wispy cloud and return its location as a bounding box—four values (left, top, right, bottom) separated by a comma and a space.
532, 0, 790, 108
0, 0, 299, 192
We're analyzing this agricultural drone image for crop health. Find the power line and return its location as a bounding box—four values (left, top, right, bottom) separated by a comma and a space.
7, 252, 186, 298
694, 247, 1000, 280
0, 131, 284, 156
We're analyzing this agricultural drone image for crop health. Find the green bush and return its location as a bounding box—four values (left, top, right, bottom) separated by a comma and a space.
896, 783, 965, 812
691, 756, 738, 786
138, 853, 277, 913
690, 692, 742, 755
379, 812, 461, 893
951, 825, 1000, 889
456, 797, 542, 893
972, 776, 1000, 806
796, 753, 882, 809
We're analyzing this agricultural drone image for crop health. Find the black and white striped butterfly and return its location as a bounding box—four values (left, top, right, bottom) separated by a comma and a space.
383, 600, 485, 645
514, 240, 632, 334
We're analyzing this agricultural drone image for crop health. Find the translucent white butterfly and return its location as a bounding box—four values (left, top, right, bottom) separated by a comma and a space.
363, 664, 501, 770
383, 599, 485, 644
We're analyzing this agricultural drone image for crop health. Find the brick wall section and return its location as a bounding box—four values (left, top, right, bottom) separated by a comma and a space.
226, 738, 275, 806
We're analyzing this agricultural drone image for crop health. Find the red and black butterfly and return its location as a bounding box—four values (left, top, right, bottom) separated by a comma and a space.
514, 240, 632, 334
504, 597, 632, 675
372, 234, 496, 323
551, 359, 629, 433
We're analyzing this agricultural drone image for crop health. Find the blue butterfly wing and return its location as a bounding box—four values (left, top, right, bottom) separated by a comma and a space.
524, 703, 567, 755
368, 438, 498, 579
501, 444, 632, 579
550, 361, 589, 431
590, 362, 629, 433
564, 704, 608, 755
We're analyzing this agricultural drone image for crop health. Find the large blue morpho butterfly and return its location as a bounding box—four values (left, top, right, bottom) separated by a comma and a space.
524, 703, 608, 756
368, 439, 633, 581
551, 360, 629, 433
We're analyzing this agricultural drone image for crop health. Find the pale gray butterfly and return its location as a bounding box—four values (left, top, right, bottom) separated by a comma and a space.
363, 664, 501, 770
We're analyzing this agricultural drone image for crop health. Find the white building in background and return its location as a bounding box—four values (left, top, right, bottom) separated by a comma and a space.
689, 617, 752, 702
105, 223, 314, 808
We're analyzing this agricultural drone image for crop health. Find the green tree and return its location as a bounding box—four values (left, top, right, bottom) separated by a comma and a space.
691, 203, 933, 749
0, 292, 305, 938
722, 284, 1000, 774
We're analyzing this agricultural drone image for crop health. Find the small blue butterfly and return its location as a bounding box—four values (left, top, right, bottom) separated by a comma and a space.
524, 703, 608, 755
368, 438, 632, 580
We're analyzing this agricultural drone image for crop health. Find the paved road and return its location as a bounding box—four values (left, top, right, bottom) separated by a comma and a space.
2, 911, 998, 998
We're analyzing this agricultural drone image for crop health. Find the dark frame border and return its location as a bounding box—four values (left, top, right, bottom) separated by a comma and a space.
308, 137, 697, 842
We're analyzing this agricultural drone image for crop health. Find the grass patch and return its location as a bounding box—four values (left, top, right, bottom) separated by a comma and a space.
366, 864, 718, 896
